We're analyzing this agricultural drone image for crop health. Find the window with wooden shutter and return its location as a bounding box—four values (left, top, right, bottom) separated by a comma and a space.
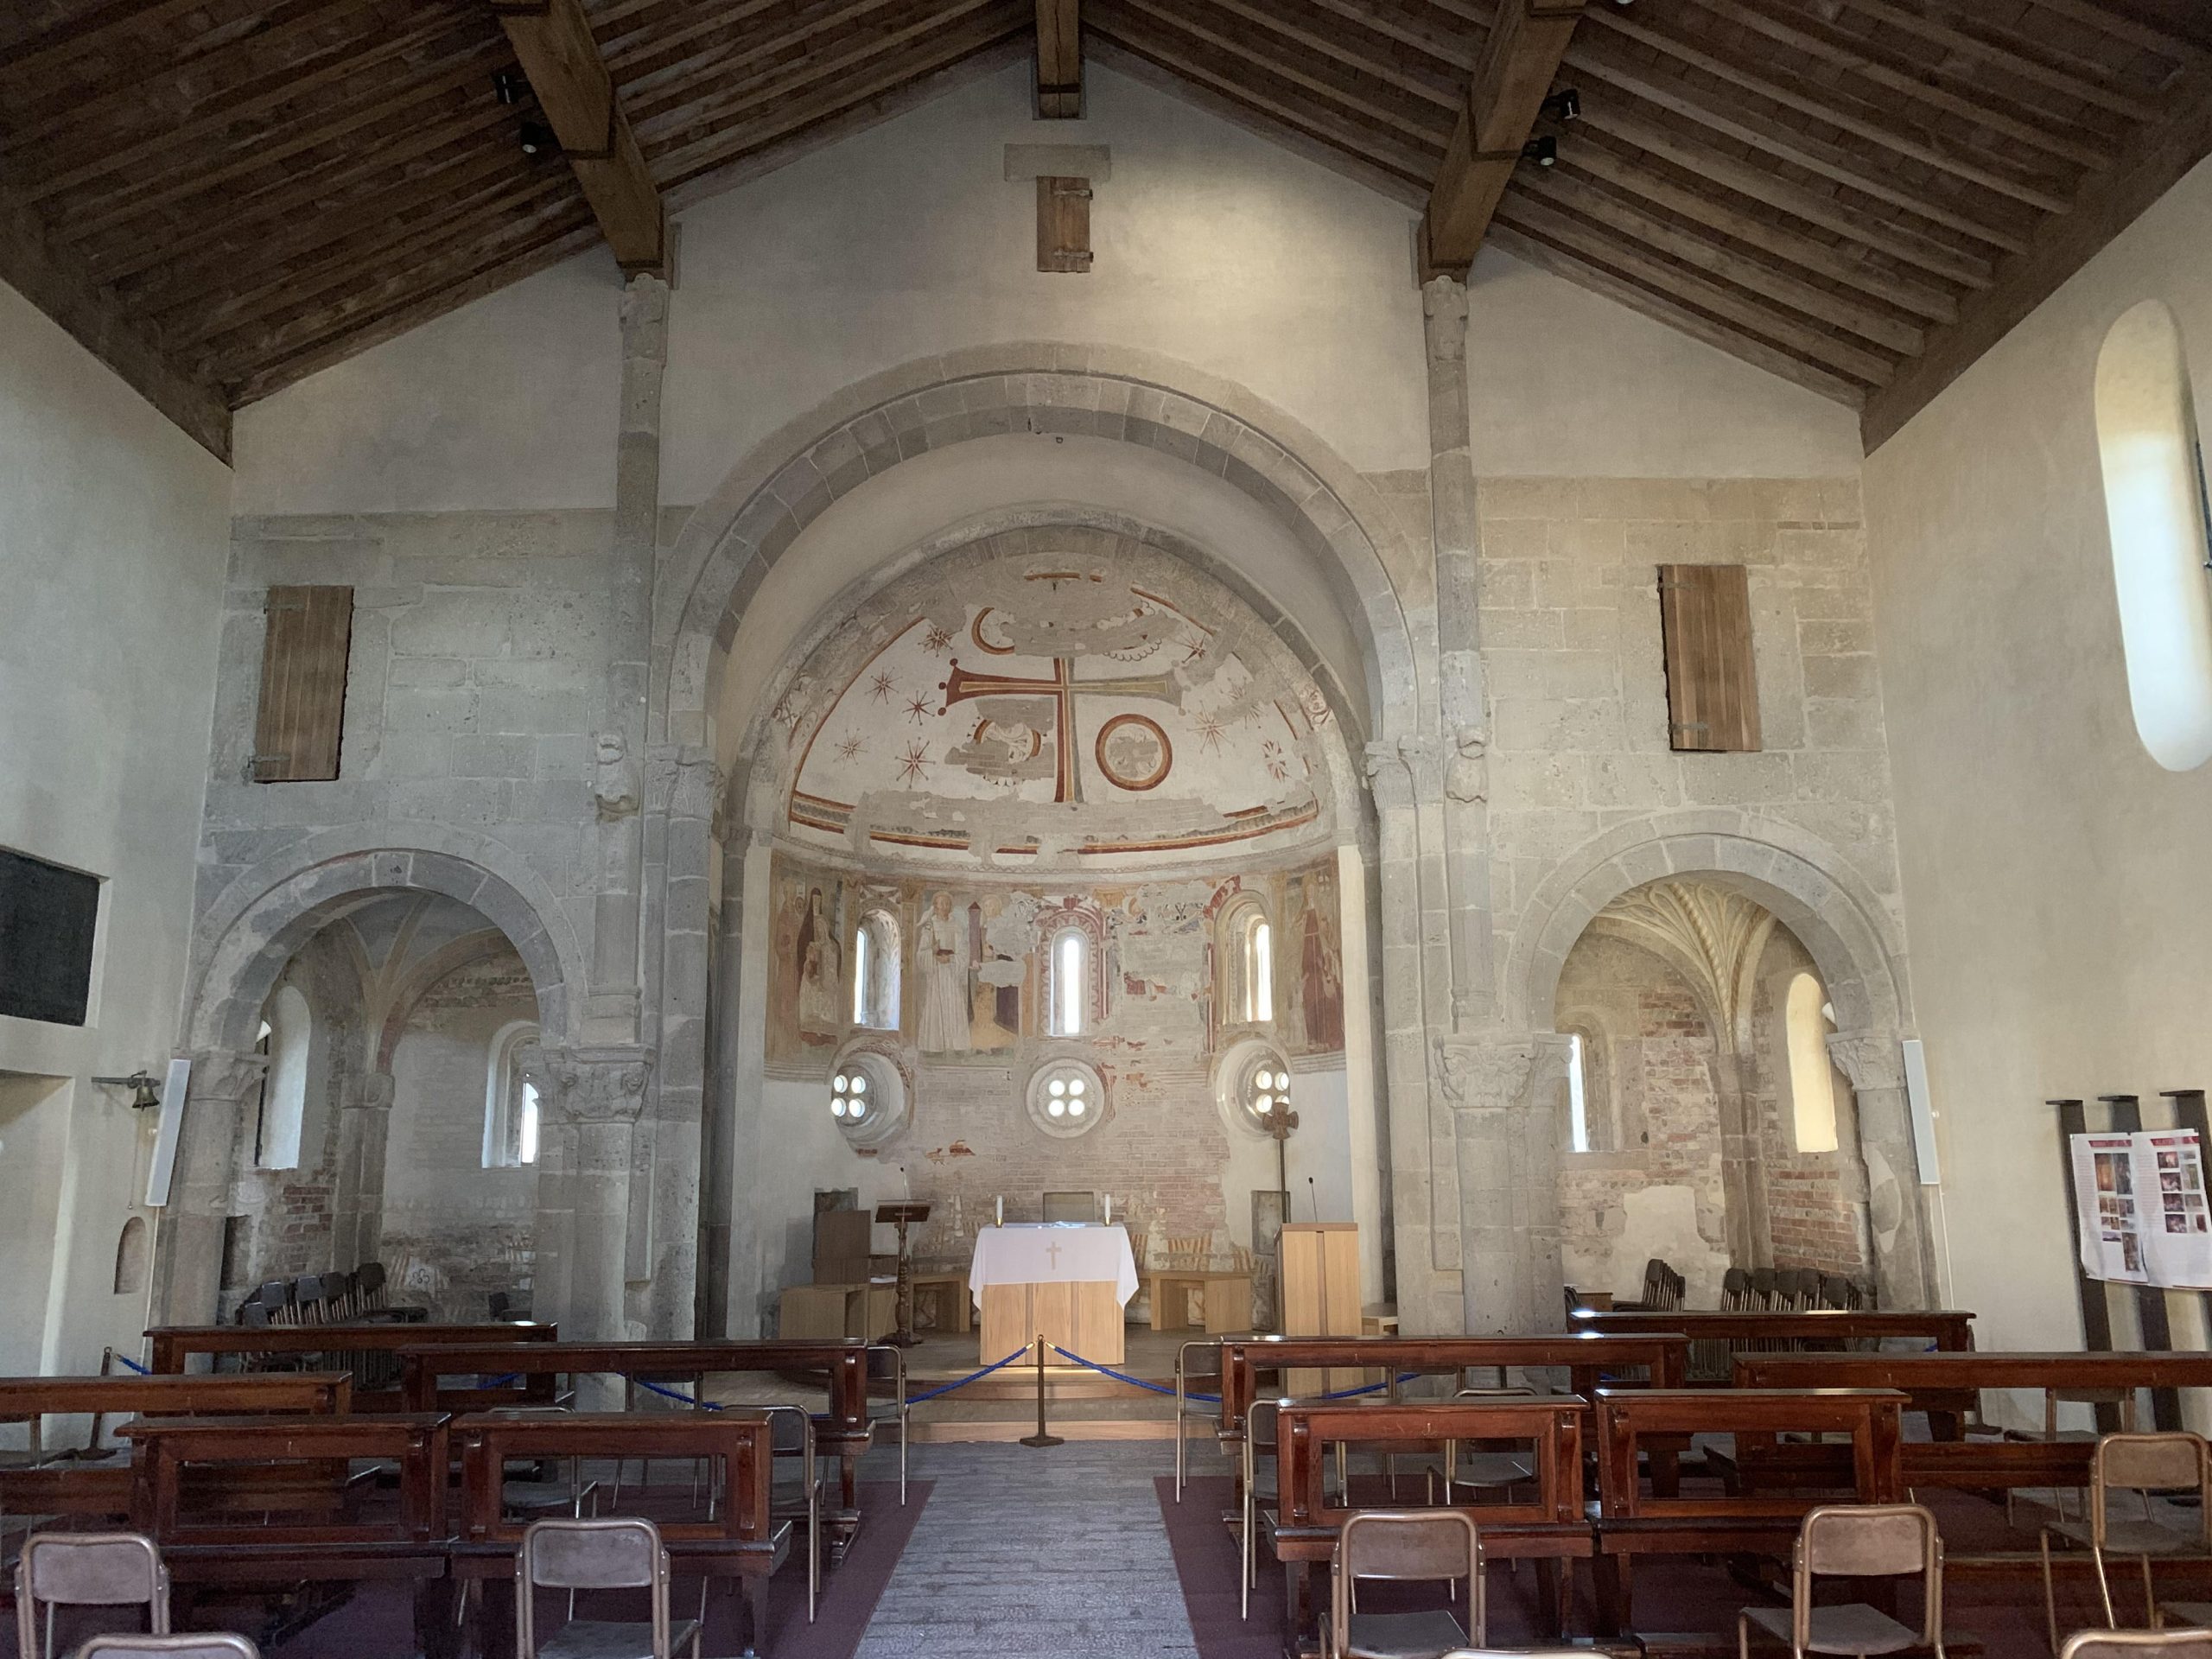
1037, 175, 1092, 273
251, 585, 353, 782
1657, 563, 1760, 753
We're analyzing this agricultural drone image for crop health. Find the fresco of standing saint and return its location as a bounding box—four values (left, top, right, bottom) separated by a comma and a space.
915, 891, 971, 1053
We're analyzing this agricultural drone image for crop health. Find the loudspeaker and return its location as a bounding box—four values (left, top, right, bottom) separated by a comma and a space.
1902, 1038, 1941, 1185
144, 1056, 191, 1208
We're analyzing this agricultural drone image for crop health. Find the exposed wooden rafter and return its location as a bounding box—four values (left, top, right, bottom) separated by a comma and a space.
1420, 0, 1585, 278
492, 0, 667, 273
1037, 0, 1083, 118
1860, 58, 2212, 449
0, 194, 229, 461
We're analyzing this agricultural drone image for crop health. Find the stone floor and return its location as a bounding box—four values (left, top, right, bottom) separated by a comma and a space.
853, 1440, 1201, 1659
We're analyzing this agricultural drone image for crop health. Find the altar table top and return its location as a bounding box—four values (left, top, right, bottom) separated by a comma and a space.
967, 1224, 1139, 1306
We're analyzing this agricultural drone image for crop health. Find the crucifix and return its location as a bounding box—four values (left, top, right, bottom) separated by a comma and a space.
942, 657, 1174, 803
1044, 1237, 1065, 1270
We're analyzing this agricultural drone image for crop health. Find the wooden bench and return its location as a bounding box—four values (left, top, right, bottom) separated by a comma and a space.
0, 1373, 354, 1526
1569, 1308, 1975, 1380
395, 1338, 874, 1554
1264, 1396, 1590, 1655
144, 1322, 558, 1408
454, 1411, 789, 1656
1591, 1385, 1906, 1636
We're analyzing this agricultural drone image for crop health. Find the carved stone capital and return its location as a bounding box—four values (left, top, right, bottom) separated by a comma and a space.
593, 731, 642, 822
620, 272, 670, 353
1434, 1035, 1561, 1116
1396, 734, 1452, 803
1445, 725, 1487, 804
536, 1046, 654, 1123
666, 747, 725, 822
187, 1049, 268, 1102
1827, 1029, 1904, 1093
1363, 740, 1414, 810
353, 1071, 396, 1112
1421, 273, 1470, 359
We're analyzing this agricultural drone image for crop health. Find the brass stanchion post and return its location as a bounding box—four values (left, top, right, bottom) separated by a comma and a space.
1020, 1333, 1063, 1448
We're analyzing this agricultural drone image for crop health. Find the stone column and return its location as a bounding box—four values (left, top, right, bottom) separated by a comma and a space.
532, 1046, 652, 1341
1712, 1047, 1775, 1269
587, 272, 670, 1037
1421, 273, 1497, 1027
329, 1069, 396, 1268
157, 1049, 267, 1326
1437, 1033, 1569, 1332
1828, 1030, 1936, 1308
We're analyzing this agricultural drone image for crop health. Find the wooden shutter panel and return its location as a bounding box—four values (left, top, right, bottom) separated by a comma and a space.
1657, 563, 1760, 753
1037, 176, 1092, 273
251, 585, 353, 782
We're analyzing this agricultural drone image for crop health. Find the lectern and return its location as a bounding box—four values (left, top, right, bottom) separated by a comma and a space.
1278, 1221, 1359, 1394
874, 1202, 931, 1348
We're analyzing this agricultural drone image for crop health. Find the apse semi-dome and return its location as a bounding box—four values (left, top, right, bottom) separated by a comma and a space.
768, 529, 1340, 870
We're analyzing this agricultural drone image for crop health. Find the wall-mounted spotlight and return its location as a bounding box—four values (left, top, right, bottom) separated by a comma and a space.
519, 119, 556, 158
92, 1071, 165, 1111
1522, 135, 1558, 168
1541, 88, 1581, 123
494, 71, 527, 106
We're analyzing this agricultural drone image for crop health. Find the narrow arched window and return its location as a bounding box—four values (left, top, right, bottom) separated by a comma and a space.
1247, 918, 1274, 1025
1785, 973, 1840, 1154
852, 908, 900, 1030
1051, 928, 1087, 1037
484, 1021, 541, 1168
256, 983, 312, 1169
1567, 1032, 1590, 1154
2096, 299, 2212, 770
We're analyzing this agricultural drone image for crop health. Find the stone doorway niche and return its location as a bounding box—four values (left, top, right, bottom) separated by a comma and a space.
712, 523, 1382, 1336
1550, 877, 1876, 1310
211, 893, 543, 1322
0, 1071, 74, 1375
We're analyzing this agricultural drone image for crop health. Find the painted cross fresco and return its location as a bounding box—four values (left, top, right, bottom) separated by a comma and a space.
941, 657, 1176, 804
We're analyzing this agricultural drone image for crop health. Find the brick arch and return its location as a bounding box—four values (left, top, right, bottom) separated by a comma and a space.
656, 344, 1423, 754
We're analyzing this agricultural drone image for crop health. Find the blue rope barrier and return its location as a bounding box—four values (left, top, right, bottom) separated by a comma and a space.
633, 1376, 721, 1410
114, 1354, 151, 1376
1045, 1344, 1216, 1402
906, 1347, 1032, 1404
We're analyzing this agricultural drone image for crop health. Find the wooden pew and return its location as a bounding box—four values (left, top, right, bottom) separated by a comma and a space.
1591, 1386, 1906, 1636
144, 1322, 558, 1409
454, 1411, 789, 1657
395, 1338, 874, 1553
0, 1372, 353, 1524
1264, 1396, 1590, 1652
1217, 1333, 1688, 1448
1569, 1308, 1975, 1381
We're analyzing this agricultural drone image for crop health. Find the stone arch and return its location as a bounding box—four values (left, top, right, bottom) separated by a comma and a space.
1510, 811, 1909, 1040
656, 343, 1425, 756
184, 825, 585, 1054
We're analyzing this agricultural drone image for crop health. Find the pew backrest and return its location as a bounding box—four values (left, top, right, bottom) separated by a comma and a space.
1274, 1397, 1587, 1531
454, 1412, 773, 1549
1594, 1387, 1905, 1519
120, 1414, 448, 1545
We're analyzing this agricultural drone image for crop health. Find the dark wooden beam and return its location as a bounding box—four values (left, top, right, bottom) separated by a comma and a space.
1037, 0, 1082, 118
492, 0, 666, 273
1861, 62, 2212, 451
1421, 0, 1585, 277
0, 195, 230, 462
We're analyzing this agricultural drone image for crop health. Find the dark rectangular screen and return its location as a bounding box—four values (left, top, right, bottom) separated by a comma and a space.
0, 848, 100, 1026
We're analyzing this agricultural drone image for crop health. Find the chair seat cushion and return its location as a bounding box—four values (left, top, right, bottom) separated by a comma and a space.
1742, 1603, 1924, 1655
1448, 1454, 1533, 1490
2048, 1516, 2206, 1555
1342, 1607, 1468, 1659
537, 1618, 700, 1659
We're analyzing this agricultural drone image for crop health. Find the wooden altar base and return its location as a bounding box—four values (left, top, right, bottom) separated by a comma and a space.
976, 1279, 1125, 1366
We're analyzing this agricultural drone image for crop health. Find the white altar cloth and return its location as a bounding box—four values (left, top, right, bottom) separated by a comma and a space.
967, 1224, 1139, 1306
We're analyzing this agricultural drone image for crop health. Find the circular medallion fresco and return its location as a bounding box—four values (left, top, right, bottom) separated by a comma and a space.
1095, 713, 1173, 791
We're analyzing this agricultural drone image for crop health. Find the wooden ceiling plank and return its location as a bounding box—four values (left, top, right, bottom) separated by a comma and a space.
1485, 220, 1871, 407
1495, 192, 1899, 384
1681, 0, 2120, 170
1577, 97, 1993, 290
2025, 0, 2207, 65
1037, 0, 1082, 117
1111, 0, 1446, 144
1300, 0, 1477, 65
51, 38, 506, 245
1563, 138, 1959, 325
1089, 32, 1431, 204
1084, 6, 1445, 180
1422, 0, 1586, 276
1566, 37, 2035, 252
1831, 0, 2154, 118
1582, 10, 2077, 217
19, 11, 486, 205
1191, 0, 1463, 107
1524, 168, 1925, 354
613, 0, 900, 104
1860, 58, 2212, 449
495, 0, 666, 272
0, 193, 228, 460
0, 0, 222, 82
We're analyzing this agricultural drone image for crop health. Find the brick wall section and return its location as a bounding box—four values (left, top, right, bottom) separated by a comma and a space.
1749, 929, 1872, 1279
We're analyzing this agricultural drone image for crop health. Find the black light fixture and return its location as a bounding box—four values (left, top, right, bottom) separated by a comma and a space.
1541, 87, 1581, 122
494, 71, 526, 106
1522, 135, 1558, 167
519, 119, 556, 158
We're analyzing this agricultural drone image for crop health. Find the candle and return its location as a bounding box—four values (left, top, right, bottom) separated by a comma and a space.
995, 1194, 1004, 1227
1103, 1192, 1112, 1224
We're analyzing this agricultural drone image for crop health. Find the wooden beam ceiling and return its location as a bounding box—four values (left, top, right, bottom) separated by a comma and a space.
1421, 0, 1583, 278
1037, 0, 1083, 118
493, 0, 665, 272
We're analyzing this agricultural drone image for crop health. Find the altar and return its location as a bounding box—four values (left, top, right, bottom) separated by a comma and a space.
967, 1223, 1138, 1366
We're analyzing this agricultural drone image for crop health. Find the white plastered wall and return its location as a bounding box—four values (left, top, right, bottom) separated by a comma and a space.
0, 279, 232, 1376
1864, 154, 2212, 1363
232, 62, 1858, 518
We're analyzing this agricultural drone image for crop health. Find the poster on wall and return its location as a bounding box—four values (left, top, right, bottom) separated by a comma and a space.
2071, 1129, 2212, 1288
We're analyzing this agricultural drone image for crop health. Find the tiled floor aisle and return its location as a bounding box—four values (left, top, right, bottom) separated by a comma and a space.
854, 1440, 1201, 1658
